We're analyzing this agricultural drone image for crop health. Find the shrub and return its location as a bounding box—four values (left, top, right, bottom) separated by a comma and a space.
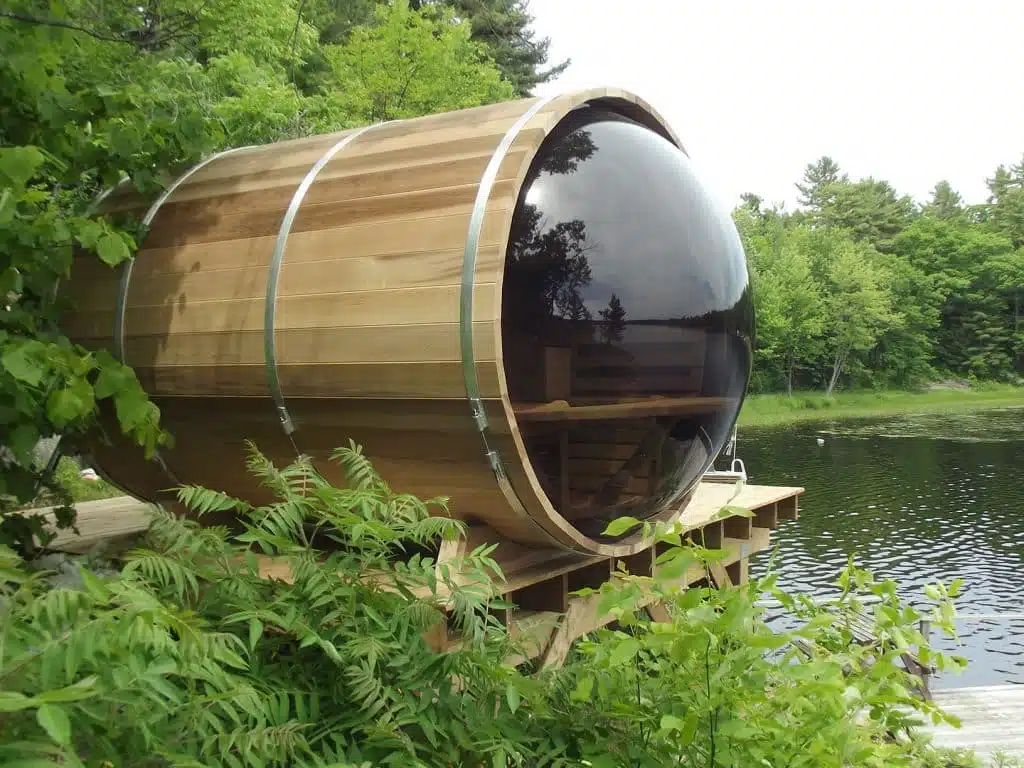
0, 442, 987, 766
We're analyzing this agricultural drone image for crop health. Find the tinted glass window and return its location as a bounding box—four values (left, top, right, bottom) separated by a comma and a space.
502, 106, 753, 540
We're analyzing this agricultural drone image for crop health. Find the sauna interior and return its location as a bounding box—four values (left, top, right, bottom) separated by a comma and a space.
501, 105, 754, 542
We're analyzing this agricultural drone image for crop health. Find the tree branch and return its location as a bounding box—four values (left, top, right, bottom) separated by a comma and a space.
0, 10, 136, 45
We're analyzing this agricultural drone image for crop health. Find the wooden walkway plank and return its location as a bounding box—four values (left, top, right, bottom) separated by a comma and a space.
925, 685, 1024, 758
42, 496, 155, 553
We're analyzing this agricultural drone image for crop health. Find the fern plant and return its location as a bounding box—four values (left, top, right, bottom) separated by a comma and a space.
0, 440, 996, 767
0, 441, 555, 767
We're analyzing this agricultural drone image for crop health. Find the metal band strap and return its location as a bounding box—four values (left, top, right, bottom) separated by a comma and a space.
461, 93, 569, 550
113, 145, 258, 487
115, 145, 257, 365
265, 124, 382, 446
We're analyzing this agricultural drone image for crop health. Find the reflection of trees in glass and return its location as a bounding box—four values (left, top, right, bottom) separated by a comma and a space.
505, 203, 592, 336
504, 127, 600, 340
537, 128, 596, 174
598, 293, 626, 344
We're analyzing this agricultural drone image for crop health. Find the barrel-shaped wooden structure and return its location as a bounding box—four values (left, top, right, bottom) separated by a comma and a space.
64, 88, 754, 557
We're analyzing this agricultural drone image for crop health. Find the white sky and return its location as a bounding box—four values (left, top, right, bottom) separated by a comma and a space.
526, 0, 1024, 212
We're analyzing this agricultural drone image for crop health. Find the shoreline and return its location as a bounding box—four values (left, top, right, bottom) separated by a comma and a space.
737, 386, 1023, 429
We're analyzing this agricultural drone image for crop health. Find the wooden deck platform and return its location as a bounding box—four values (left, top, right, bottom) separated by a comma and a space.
925, 685, 1024, 758
41, 481, 801, 559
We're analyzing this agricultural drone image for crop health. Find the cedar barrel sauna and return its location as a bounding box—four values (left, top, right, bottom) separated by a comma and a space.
63, 88, 754, 558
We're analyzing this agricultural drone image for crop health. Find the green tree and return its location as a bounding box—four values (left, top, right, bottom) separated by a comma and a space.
820, 178, 916, 252
819, 240, 902, 395
412, 0, 569, 96
894, 218, 1021, 379
985, 155, 1024, 247
795, 155, 847, 213
923, 180, 964, 221
749, 228, 826, 395
0, 0, 516, 553
598, 293, 626, 344
323, 1, 515, 123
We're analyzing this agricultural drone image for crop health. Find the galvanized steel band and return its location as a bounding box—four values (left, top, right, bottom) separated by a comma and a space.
461, 93, 572, 551
264, 123, 383, 447
113, 145, 257, 487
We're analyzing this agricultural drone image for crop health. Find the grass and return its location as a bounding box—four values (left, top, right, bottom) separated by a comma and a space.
738, 384, 1024, 429
18, 456, 123, 509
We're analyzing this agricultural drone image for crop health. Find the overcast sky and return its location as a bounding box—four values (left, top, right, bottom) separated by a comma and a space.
526, 0, 1024, 212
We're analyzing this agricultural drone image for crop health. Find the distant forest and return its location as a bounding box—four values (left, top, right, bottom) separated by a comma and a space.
734, 158, 1024, 395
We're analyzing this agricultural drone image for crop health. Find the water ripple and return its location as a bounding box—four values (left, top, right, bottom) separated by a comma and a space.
743, 408, 1024, 689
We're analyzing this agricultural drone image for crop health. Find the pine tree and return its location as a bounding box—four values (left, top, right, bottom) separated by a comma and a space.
923, 181, 964, 220
599, 293, 627, 344
795, 155, 847, 212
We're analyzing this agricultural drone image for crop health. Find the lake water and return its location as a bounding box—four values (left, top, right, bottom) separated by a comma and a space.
741, 406, 1024, 689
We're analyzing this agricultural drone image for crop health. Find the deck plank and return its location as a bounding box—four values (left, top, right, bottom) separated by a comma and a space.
42, 496, 155, 553
38, 481, 803, 554
926, 685, 1024, 758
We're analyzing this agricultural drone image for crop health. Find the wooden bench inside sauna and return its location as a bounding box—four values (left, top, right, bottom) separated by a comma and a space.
62, 87, 758, 563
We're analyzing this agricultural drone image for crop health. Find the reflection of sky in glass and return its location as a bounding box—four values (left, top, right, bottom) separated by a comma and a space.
526, 119, 749, 322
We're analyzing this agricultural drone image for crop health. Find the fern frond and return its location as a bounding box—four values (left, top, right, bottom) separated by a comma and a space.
29, 584, 93, 633
251, 499, 311, 545
330, 441, 384, 492
176, 484, 251, 517
123, 549, 200, 603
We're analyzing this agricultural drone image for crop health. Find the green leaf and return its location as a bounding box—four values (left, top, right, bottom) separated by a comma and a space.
0, 691, 35, 712
608, 637, 640, 666
248, 618, 263, 651
75, 221, 104, 249
46, 380, 95, 428
0, 146, 46, 188
37, 676, 99, 704
570, 675, 594, 702
36, 703, 71, 745
96, 232, 130, 266
2, 343, 47, 386
602, 516, 642, 537
0, 188, 15, 225
720, 504, 753, 518
78, 569, 110, 602
660, 714, 684, 732
93, 363, 128, 400
505, 683, 519, 714
9, 422, 40, 466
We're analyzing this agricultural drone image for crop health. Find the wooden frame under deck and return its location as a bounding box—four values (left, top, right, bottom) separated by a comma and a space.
425, 482, 803, 667
41, 482, 803, 670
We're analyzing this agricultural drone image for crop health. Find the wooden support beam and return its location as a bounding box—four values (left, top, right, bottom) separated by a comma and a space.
723, 515, 752, 540
753, 503, 778, 530
510, 573, 569, 613
567, 560, 614, 593
689, 520, 723, 550
709, 562, 733, 588
725, 557, 748, 586
616, 548, 654, 578
559, 427, 570, 513
777, 494, 800, 521
647, 602, 672, 623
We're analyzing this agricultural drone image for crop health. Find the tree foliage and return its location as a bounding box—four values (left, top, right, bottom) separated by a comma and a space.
0, 0, 534, 552
0, 443, 983, 766
743, 155, 1024, 393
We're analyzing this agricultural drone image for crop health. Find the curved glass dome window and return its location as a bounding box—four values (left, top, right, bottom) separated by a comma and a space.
502, 106, 754, 541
